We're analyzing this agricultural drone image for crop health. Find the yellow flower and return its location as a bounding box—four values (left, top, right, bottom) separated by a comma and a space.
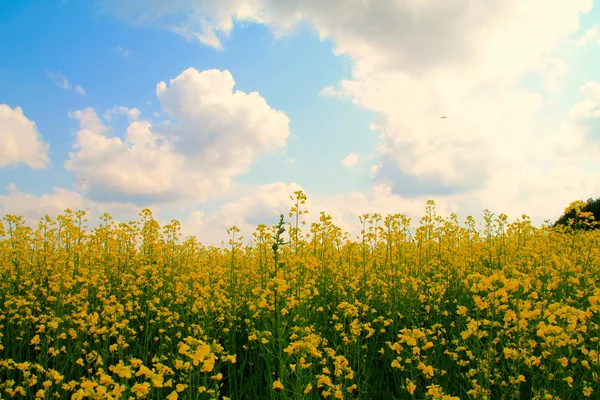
130, 382, 151, 398
557, 357, 569, 367
406, 380, 417, 395
272, 379, 284, 390
166, 391, 178, 400
178, 343, 190, 354
112, 384, 125, 397
211, 373, 223, 380
304, 384, 313, 394
417, 363, 434, 377
226, 354, 237, 364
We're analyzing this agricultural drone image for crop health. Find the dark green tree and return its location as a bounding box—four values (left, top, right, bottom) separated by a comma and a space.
553, 197, 600, 231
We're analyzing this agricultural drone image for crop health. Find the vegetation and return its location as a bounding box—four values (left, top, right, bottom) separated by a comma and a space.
553, 198, 600, 231
0, 192, 599, 399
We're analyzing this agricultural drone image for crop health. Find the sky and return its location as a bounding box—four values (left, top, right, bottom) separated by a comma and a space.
1, 0, 600, 246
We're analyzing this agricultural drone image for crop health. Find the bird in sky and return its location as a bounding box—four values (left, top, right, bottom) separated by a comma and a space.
441, 116, 447, 119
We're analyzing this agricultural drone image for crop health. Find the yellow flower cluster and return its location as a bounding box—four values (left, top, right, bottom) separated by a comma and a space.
0, 195, 598, 399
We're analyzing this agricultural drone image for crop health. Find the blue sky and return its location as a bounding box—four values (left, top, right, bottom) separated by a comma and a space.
1, 0, 600, 244
0, 0, 374, 194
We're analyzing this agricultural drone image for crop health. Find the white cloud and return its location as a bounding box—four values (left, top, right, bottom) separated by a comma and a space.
569, 81, 600, 120
46, 71, 70, 89
75, 85, 86, 96
112, 45, 130, 57
99, 0, 595, 196
0, 104, 50, 169
101, 0, 592, 79
69, 107, 109, 134
341, 153, 360, 167
178, 181, 302, 245
542, 58, 569, 94
573, 25, 599, 46
103, 106, 141, 122
46, 71, 86, 95
0, 183, 150, 229
87, 1, 600, 232
178, 181, 473, 246
319, 85, 343, 98
0, 184, 86, 222
100, 0, 265, 50
64, 67, 290, 206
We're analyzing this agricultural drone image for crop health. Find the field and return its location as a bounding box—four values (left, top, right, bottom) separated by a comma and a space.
0, 194, 598, 399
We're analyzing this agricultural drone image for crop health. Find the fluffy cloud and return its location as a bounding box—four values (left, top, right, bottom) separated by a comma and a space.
100, 0, 591, 79
176, 180, 470, 246
573, 25, 600, 46
65, 68, 290, 205
0, 105, 50, 169
103, 106, 141, 122
69, 107, 109, 133
0, 183, 154, 228
341, 153, 360, 167
0, 184, 86, 222
90, 1, 600, 233
542, 58, 570, 94
570, 81, 600, 120
99, 0, 595, 194
99, 0, 265, 49
179, 181, 303, 245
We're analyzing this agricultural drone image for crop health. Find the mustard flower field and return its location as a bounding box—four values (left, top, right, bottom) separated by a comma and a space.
0, 192, 598, 399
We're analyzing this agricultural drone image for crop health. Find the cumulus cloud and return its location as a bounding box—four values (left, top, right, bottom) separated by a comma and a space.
89, 0, 600, 233
178, 181, 303, 245
177, 181, 476, 246
570, 81, 600, 120
341, 153, 360, 167
319, 86, 343, 98
0, 104, 50, 169
99, 0, 265, 50
69, 107, 109, 134
573, 25, 599, 46
64, 67, 290, 206
542, 58, 570, 94
0, 184, 86, 222
100, 0, 592, 79
99, 0, 595, 196
0, 183, 149, 228
103, 106, 141, 122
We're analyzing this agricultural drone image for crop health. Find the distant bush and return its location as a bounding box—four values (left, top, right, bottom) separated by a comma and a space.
553, 197, 600, 231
